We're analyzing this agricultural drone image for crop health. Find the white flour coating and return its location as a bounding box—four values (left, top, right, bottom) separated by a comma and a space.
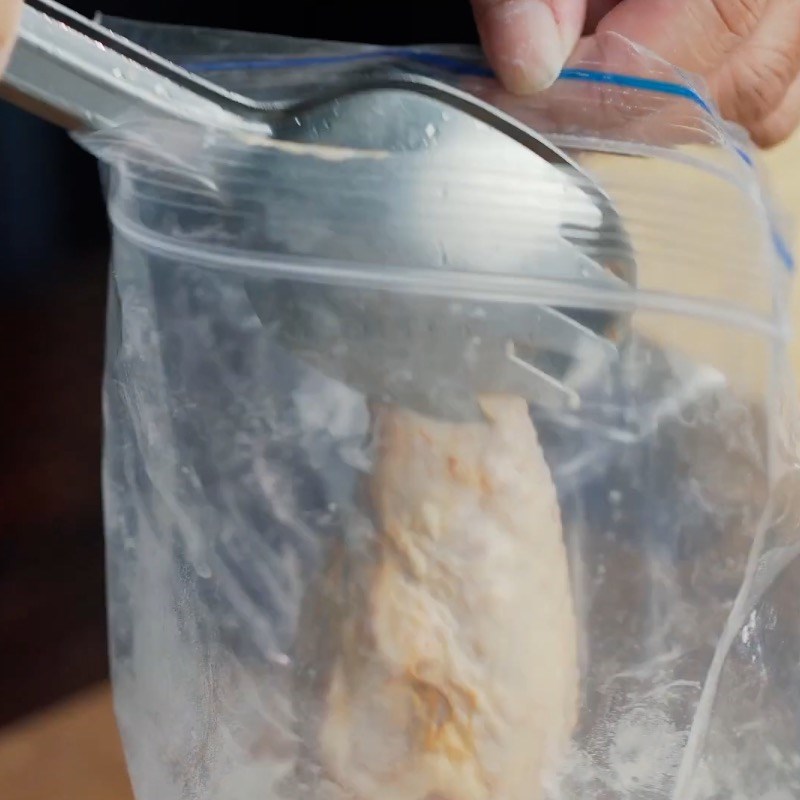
608, 706, 687, 793
294, 394, 579, 800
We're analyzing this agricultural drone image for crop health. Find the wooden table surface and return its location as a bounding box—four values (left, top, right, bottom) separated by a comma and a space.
2, 133, 800, 800
0, 685, 133, 800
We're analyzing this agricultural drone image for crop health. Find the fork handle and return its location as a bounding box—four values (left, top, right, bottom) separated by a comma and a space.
0, 0, 255, 130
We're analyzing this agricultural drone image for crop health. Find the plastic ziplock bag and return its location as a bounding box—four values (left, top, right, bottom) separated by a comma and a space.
85, 20, 799, 800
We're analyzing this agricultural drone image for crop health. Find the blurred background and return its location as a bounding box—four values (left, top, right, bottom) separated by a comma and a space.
0, 0, 477, 727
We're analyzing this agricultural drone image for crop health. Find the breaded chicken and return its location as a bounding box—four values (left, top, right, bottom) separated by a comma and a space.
294, 395, 578, 800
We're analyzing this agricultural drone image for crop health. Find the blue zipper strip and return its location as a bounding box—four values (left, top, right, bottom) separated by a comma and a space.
180, 49, 793, 271
558, 68, 712, 114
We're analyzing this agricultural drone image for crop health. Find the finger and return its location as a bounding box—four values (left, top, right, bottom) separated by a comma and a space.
471, 0, 588, 93
709, 1, 800, 140
534, 0, 772, 144
748, 72, 800, 148
461, 21, 715, 146
550, 0, 765, 137
594, 0, 767, 76
466, 0, 789, 148
0, 0, 22, 76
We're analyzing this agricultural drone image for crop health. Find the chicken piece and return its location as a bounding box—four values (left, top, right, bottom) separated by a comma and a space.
293, 394, 578, 800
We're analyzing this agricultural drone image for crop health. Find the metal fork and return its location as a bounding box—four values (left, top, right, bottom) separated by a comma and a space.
1, 0, 636, 421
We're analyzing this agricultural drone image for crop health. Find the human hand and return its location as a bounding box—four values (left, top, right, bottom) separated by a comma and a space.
471, 0, 800, 146
0, 0, 22, 77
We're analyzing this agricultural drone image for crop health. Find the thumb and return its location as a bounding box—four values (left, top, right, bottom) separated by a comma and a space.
471, 0, 588, 94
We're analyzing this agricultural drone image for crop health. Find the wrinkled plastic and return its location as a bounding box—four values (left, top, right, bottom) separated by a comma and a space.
85, 21, 799, 800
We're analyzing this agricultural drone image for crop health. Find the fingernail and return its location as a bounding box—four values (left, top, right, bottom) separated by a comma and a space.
481, 0, 566, 94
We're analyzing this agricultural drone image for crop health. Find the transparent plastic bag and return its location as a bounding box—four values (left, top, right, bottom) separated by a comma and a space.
84, 22, 799, 800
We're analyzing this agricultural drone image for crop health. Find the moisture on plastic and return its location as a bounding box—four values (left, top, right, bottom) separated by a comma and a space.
86, 21, 799, 800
